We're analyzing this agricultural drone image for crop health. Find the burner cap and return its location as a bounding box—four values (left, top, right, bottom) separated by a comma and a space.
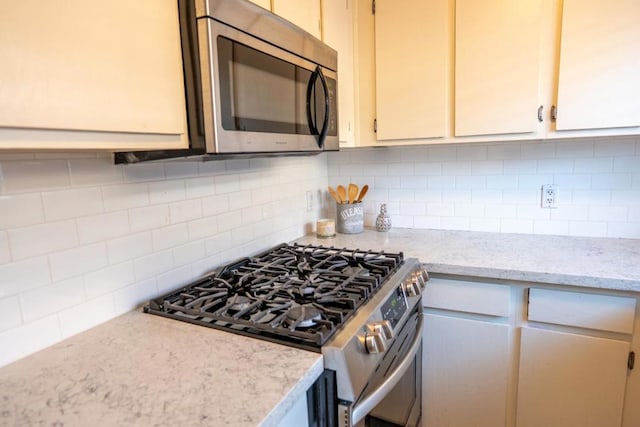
286, 304, 322, 328
228, 295, 251, 312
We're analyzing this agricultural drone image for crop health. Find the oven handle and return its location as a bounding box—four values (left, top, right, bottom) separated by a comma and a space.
351, 313, 423, 426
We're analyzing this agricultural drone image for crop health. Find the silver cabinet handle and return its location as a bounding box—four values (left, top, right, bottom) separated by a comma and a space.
538, 105, 544, 122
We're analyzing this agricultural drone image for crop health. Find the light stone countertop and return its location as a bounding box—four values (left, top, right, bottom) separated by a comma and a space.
0, 310, 323, 427
295, 228, 640, 293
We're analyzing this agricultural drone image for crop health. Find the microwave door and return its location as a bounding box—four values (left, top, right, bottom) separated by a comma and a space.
306, 66, 330, 149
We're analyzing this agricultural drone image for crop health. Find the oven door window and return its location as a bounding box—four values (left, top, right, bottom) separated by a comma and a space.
216, 35, 333, 138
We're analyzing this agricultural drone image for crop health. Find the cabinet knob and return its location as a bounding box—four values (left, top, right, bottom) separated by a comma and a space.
550, 105, 557, 122
537, 105, 544, 122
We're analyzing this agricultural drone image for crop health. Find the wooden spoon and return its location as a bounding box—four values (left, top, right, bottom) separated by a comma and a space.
337, 185, 347, 204
348, 183, 358, 204
327, 186, 341, 204
356, 184, 369, 202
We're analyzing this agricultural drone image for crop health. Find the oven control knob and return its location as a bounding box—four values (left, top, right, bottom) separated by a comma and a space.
368, 320, 393, 340
417, 268, 429, 288
403, 279, 421, 297
365, 330, 388, 354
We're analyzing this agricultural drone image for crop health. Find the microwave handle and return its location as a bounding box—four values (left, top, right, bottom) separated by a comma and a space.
350, 313, 423, 426
306, 66, 330, 148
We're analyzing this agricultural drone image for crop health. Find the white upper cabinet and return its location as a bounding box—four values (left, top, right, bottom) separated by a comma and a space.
0, 0, 187, 150
272, 0, 321, 39
374, 0, 448, 141
322, 0, 356, 147
455, 0, 542, 137
554, 0, 640, 131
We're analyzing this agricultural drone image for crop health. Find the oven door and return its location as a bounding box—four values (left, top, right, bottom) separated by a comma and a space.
197, 18, 338, 154
342, 309, 423, 427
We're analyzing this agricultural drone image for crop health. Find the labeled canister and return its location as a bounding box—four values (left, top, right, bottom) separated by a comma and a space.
336, 203, 364, 234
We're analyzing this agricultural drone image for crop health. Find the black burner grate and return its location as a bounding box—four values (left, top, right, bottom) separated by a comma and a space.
145, 243, 404, 351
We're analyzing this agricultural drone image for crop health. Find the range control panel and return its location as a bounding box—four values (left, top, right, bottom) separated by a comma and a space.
380, 285, 408, 329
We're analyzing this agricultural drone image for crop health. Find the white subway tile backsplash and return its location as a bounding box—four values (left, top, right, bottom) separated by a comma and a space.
102, 182, 149, 212
0, 257, 51, 298
77, 211, 130, 244
427, 203, 454, 217
84, 261, 135, 299
20, 276, 85, 323
556, 141, 594, 158
68, 158, 123, 186
42, 188, 104, 222
574, 158, 613, 173
152, 223, 190, 251
607, 222, 640, 238
202, 194, 230, 216
375, 176, 402, 189
442, 161, 472, 176
49, 243, 108, 282
0, 193, 45, 229
428, 176, 456, 190
533, 220, 569, 235
550, 205, 589, 221
456, 145, 487, 161
591, 174, 633, 190
399, 202, 426, 216
589, 206, 629, 222
164, 162, 199, 179
572, 190, 612, 205
215, 174, 241, 194
0, 231, 9, 264
487, 144, 522, 160
113, 278, 158, 316
185, 176, 216, 199
503, 160, 537, 175
471, 161, 503, 175
500, 219, 534, 234
469, 218, 501, 233
486, 175, 518, 190
389, 163, 414, 175
0, 296, 22, 333
0, 314, 61, 367
149, 179, 186, 205
129, 205, 171, 232
198, 160, 227, 176
553, 174, 591, 190
441, 189, 471, 203
521, 142, 556, 159
58, 294, 116, 339
537, 158, 574, 174
9, 220, 78, 261
426, 146, 457, 162
569, 221, 608, 238
169, 199, 203, 224
187, 216, 219, 240
123, 163, 165, 182
107, 232, 153, 265
0, 160, 70, 194
134, 249, 174, 281
172, 240, 206, 266
611, 190, 640, 205
594, 139, 636, 157
456, 175, 486, 190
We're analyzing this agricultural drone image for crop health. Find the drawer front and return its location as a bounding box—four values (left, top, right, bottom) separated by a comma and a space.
423, 277, 510, 317
527, 288, 636, 334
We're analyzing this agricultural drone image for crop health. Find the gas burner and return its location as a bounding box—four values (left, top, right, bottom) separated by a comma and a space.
342, 265, 368, 276
286, 304, 323, 329
146, 243, 405, 350
227, 295, 251, 312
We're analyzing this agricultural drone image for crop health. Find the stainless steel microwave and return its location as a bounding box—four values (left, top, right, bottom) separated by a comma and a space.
116, 0, 338, 163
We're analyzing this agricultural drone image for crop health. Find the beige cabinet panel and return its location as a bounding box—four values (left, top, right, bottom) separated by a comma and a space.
423, 314, 509, 427
455, 0, 542, 137
0, 0, 187, 148
517, 327, 630, 427
247, 0, 271, 10
272, 0, 321, 39
374, 0, 447, 141
322, 0, 355, 147
555, 0, 640, 130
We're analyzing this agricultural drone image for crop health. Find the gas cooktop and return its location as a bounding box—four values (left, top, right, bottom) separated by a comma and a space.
145, 243, 404, 351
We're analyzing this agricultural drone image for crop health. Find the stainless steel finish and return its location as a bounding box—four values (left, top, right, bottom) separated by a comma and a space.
364, 330, 388, 354
403, 279, 421, 297
350, 314, 424, 426
369, 320, 393, 341
198, 18, 338, 153
538, 105, 544, 122
322, 259, 424, 403
196, 0, 336, 71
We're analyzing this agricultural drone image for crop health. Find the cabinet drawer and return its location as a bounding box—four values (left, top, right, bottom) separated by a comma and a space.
527, 288, 636, 334
423, 278, 510, 317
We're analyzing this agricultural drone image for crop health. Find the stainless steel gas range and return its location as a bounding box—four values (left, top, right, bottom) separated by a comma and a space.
145, 243, 427, 427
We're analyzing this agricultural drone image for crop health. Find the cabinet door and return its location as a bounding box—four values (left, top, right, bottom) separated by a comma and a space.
555, 0, 640, 131
272, 0, 321, 39
0, 0, 186, 146
455, 0, 542, 137
374, 0, 447, 141
247, 0, 271, 10
516, 327, 630, 427
322, 0, 355, 147
423, 314, 509, 427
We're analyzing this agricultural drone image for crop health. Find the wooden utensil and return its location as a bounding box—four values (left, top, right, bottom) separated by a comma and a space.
337, 185, 347, 204
356, 184, 369, 202
348, 183, 358, 204
327, 186, 341, 204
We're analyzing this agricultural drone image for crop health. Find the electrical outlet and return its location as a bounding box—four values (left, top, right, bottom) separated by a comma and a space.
541, 184, 558, 209
306, 190, 313, 211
